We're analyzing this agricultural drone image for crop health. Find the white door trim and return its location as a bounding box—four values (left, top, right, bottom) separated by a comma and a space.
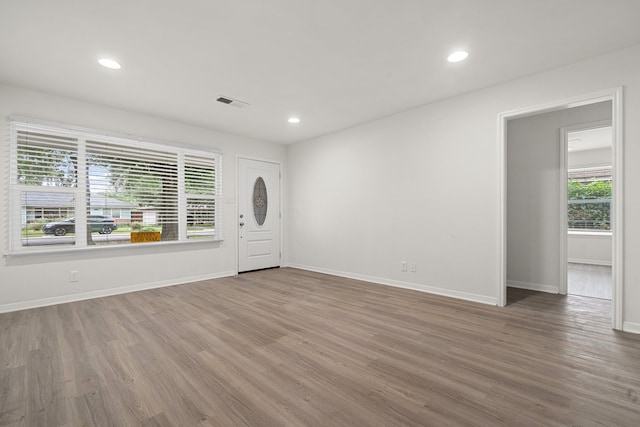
236, 155, 284, 273
559, 120, 612, 296
497, 87, 623, 330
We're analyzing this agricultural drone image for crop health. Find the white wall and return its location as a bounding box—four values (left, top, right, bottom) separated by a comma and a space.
287, 92, 501, 304
286, 43, 640, 332
0, 84, 287, 312
568, 147, 611, 169
506, 103, 611, 293
568, 232, 611, 266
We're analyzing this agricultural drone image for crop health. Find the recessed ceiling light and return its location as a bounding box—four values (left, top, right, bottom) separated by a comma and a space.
447, 51, 469, 63
98, 58, 122, 70
288, 117, 300, 124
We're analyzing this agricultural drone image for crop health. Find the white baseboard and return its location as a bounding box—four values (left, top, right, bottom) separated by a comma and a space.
285, 263, 497, 306
507, 280, 560, 294
623, 321, 640, 335
568, 258, 612, 266
0, 270, 237, 314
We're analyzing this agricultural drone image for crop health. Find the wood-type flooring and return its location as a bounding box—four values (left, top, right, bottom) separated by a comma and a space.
1, 267, 639, 426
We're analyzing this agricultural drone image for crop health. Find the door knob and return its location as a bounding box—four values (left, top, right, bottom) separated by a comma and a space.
239, 222, 245, 226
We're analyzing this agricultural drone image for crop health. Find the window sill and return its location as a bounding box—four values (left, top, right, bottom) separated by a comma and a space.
568, 230, 612, 238
4, 237, 224, 261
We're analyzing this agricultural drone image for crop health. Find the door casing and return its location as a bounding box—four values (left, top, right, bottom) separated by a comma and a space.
559, 120, 612, 295
498, 87, 623, 330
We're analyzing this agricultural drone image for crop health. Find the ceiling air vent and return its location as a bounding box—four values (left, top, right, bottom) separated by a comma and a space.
216, 96, 250, 108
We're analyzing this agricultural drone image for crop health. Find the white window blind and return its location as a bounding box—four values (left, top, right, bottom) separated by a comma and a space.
184, 154, 218, 239
17, 130, 78, 188
12, 127, 80, 247
86, 140, 180, 241
9, 118, 222, 253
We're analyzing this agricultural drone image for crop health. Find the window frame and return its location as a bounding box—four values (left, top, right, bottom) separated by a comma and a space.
567, 165, 611, 232
8, 117, 223, 255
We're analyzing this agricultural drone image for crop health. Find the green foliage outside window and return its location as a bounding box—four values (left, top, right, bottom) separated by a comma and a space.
568, 180, 611, 230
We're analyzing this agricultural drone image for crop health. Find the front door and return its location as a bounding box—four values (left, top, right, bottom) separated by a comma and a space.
238, 158, 281, 272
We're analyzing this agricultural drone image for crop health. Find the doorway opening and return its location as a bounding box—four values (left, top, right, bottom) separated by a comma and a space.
563, 124, 612, 300
498, 87, 623, 329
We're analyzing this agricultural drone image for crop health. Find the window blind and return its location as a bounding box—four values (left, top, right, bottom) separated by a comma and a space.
9, 118, 222, 253
184, 154, 218, 239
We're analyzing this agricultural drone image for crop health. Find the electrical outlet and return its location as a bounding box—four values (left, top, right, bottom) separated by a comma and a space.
401, 261, 407, 272
69, 271, 78, 283
410, 263, 417, 273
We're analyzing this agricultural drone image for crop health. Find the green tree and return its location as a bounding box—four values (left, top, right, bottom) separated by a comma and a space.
568, 179, 611, 230
568, 180, 611, 200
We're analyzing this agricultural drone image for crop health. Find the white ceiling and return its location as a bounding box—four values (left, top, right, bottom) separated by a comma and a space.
1, 1, 639, 145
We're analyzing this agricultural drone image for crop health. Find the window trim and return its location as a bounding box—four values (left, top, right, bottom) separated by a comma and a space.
8, 116, 223, 256
568, 229, 612, 237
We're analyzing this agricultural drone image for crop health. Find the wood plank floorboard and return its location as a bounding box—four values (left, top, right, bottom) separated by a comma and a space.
1, 267, 640, 426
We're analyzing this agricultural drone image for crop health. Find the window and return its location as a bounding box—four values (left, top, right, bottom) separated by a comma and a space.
568, 167, 611, 231
252, 177, 268, 226
184, 154, 218, 239
9, 119, 222, 253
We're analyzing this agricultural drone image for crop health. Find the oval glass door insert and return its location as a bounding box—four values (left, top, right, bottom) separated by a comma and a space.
253, 177, 268, 226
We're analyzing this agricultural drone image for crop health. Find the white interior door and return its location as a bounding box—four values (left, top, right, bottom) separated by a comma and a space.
238, 158, 281, 272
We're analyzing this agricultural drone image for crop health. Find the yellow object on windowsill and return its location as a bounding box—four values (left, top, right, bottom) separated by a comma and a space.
130, 231, 161, 243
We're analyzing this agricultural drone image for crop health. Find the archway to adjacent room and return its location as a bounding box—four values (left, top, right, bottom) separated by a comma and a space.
498, 87, 623, 329
561, 122, 613, 300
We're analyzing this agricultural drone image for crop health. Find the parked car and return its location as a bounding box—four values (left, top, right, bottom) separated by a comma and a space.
42, 215, 118, 236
